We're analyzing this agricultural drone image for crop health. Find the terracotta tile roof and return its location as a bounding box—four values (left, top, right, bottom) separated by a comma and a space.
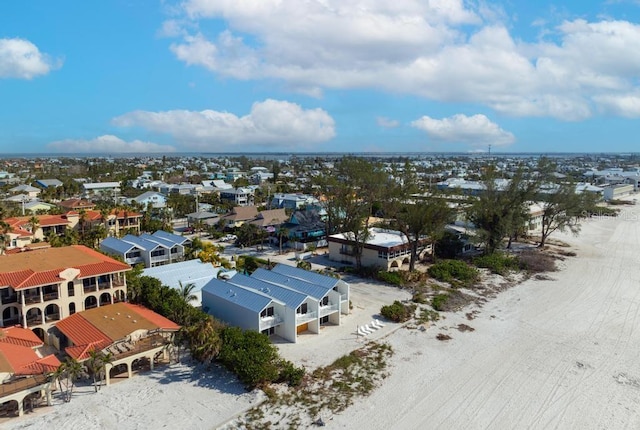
0, 342, 40, 373
17, 354, 61, 375
0, 245, 130, 290
0, 326, 43, 348
58, 199, 95, 210
56, 313, 112, 349
112, 209, 142, 219
56, 302, 180, 360
4, 214, 70, 228
65, 340, 112, 361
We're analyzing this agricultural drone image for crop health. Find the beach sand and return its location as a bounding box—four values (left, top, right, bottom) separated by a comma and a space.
328, 213, 640, 429
6, 212, 640, 429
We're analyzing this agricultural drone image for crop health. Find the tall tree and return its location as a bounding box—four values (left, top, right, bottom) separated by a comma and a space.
467, 166, 537, 255
319, 157, 389, 269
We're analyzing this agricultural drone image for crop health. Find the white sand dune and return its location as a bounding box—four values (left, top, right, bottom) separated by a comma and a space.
329, 214, 640, 429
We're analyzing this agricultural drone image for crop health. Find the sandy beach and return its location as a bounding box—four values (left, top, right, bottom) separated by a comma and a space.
329, 212, 640, 429
5, 211, 640, 429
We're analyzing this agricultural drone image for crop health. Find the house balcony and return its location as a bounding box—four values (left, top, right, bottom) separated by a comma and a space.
24, 295, 41, 305
98, 282, 111, 290
296, 311, 317, 324
259, 315, 283, 331
112, 278, 125, 287
1, 294, 18, 305
43, 292, 60, 302
319, 303, 339, 317
84, 285, 97, 294
340, 293, 348, 302
150, 256, 169, 264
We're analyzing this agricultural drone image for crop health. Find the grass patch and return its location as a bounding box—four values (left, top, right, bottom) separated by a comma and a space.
473, 252, 520, 276
380, 300, 416, 322
428, 260, 479, 287
233, 342, 394, 429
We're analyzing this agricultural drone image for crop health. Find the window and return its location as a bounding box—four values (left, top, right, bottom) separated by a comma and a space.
69, 302, 76, 315
260, 307, 274, 318
297, 303, 308, 314
67, 282, 75, 297
320, 316, 329, 324
321, 296, 329, 306
261, 327, 275, 336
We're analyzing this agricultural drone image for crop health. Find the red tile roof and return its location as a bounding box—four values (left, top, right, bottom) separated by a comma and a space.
17, 354, 61, 375
0, 326, 43, 348
0, 342, 59, 375
0, 245, 131, 290
56, 302, 180, 360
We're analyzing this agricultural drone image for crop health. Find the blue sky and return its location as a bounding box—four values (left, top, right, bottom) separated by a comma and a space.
2, 0, 640, 154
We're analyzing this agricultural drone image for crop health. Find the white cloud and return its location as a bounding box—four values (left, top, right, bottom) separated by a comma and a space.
47, 135, 176, 153
112, 99, 336, 150
376, 116, 400, 128
411, 114, 515, 147
0, 38, 60, 79
165, 1, 640, 121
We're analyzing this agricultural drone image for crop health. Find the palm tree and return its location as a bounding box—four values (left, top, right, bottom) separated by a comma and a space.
28, 215, 40, 236
277, 226, 289, 255
177, 281, 197, 304
56, 357, 82, 402
186, 316, 223, 365
85, 349, 103, 392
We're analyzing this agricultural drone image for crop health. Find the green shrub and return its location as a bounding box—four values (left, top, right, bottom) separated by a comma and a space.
277, 360, 305, 387
417, 308, 440, 323
431, 293, 449, 311
380, 300, 416, 322
376, 271, 405, 286
473, 253, 520, 275
428, 260, 479, 286
218, 327, 280, 389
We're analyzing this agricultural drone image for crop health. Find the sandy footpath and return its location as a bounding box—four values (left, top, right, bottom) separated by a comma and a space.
329, 212, 640, 429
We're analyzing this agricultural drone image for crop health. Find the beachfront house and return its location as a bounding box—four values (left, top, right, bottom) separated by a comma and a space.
201, 264, 349, 343
0, 245, 130, 342
53, 302, 179, 386
327, 227, 431, 270
0, 326, 61, 417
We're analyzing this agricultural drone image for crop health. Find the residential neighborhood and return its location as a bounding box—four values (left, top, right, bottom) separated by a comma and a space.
0, 152, 638, 423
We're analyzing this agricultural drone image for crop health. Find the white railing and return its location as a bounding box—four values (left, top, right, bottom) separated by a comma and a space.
296, 311, 318, 324
340, 293, 348, 301
259, 315, 283, 330
319, 303, 339, 317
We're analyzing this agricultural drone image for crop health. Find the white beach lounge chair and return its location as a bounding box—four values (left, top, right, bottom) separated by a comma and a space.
374, 319, 385, 327
369, 321, 379, 330
357, 327, 369, 336
363, 324, 375, 333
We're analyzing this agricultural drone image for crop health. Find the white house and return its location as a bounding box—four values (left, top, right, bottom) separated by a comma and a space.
327, 227, 431, 270
131, 191, 167, 209
201, 264, 349, 343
